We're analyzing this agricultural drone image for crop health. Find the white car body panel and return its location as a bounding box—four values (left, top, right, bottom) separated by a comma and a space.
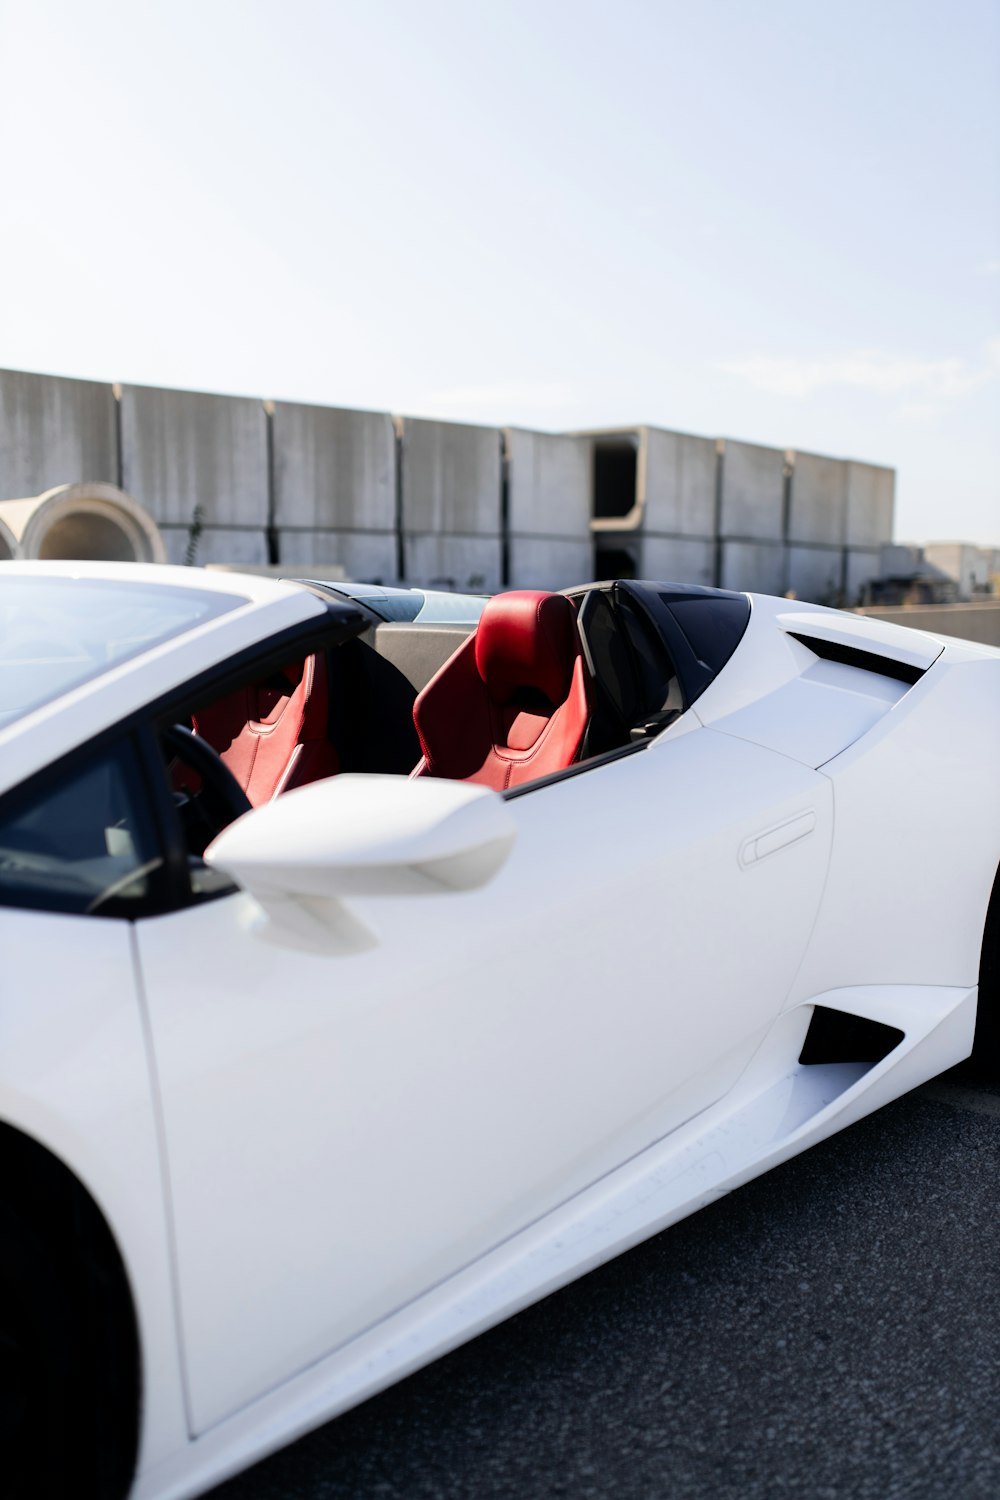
0, 909, 188, 1472
134, 978, 977, 1500
788, 647, 1000, 1003
0, 564, 996, 1500
136, 730, 832, 1433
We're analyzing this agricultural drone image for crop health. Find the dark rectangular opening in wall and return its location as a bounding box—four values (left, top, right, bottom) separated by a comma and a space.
593, 441, 637, 520
594, 544, 638, 581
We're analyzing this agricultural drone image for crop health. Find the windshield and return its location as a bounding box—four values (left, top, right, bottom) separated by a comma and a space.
305, 580, 487, 625
0, 577, 244, 728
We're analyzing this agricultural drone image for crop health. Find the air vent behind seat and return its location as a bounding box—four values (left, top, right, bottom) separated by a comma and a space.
786, 632, 925, 686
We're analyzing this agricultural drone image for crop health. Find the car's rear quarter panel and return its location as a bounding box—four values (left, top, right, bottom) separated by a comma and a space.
787, 647, 1000, 1006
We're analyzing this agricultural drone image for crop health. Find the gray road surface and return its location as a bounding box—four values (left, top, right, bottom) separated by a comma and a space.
210, 1066, 1000, 1500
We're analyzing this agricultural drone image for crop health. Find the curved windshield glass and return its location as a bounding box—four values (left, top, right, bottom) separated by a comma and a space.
0, 578, 243, 728
315, 581, 487, 625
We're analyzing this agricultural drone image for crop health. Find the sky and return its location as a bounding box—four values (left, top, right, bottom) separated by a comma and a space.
0, 0, 997, 544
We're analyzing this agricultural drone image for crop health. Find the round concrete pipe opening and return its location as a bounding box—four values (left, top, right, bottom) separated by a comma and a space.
39, 510, 140, 562
10, 484, 166, 564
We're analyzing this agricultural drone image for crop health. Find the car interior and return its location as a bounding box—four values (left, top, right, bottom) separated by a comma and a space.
160, 583, 684, 866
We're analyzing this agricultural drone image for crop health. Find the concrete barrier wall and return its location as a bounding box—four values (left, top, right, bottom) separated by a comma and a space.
785, 543, 843, 605
718, 439, 786, 542
158, 526, 269, 568
506, 429, 590, 537
399, 417, 502, 589
643, 428, 717, 537
0, 367, 905, 595
720, 540, 786, 595
120, 384, 269, 529
638, 536, 716, 587
508, 537, 594, 591
505, 429, 592, 589
276, 528, 398, 583
402, 534, 501, 594
271, 402, 396, 574
845, 547, 883, 601
856, 601, 1000, 648
845, 462, 894, 548
0, 368, 117, 498
788, 451, 846, 546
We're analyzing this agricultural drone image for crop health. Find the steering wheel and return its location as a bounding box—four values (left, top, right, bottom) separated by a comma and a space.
162, 724, 252, 852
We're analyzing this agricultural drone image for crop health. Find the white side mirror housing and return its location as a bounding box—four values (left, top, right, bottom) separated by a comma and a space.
205, 774, 517, 951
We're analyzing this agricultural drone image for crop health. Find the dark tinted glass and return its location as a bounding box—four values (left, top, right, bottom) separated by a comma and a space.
664, 596, 750, 673
619, 599, 677, 715
583, 591, 638, 720
0, 743, 162, 916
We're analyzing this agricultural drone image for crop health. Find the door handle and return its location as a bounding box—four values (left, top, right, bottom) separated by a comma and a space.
740, 810, 817, 868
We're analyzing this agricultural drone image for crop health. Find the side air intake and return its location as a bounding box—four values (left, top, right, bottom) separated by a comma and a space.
787, 632, 925, 687
799, 1006, 904, 1066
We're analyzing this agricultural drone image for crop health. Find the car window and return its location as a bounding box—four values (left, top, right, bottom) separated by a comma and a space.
618, 597, 679, 717
0, 740, 165, 916
661, 594, 750, 675
0, 578, 244, 728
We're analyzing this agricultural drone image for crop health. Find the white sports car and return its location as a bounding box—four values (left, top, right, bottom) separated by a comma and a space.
1, 560, 997, 1500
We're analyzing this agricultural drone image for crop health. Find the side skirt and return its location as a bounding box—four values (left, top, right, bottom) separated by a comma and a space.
135, 982, 975, 1500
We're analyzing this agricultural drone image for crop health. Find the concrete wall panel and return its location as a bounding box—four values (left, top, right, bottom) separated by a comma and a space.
720, 540, 786, 595
844, 547, 882, 602
718, 440, 785, 541
845, 463, 894, 547
159, 526, 269, 568
272, 403, 396, 531
120, 384, 268, 528
403, 533, 501, 594
399, 418, 501, 535
786, 544, 844, 606
507, 536, 593, 591
0, 368, 116, 498
506, 429, 590, 538
277, 529, 398, 584
639, 535, 716, 587
643, 428, 717, 538
856, 601, 1000, 647
788, 452, 847, 546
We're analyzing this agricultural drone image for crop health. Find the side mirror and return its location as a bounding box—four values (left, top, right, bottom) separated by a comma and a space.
205, 774, 517, 951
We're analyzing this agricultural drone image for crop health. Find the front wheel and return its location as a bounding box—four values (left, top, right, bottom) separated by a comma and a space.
0, 1206, 132, 1499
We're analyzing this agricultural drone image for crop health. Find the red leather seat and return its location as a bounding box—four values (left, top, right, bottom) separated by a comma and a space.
411, 591, 590, 790
192, 654, 337, 807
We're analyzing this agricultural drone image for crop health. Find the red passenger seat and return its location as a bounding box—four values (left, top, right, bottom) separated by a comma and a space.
192, 654, 337, 807
411, 591, 590, 790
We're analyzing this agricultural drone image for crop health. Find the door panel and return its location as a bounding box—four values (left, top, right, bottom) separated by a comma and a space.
136, 724, 832, 1431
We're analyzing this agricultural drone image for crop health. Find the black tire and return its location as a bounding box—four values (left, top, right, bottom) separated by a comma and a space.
0, 1204, 132, 1499
972, 862, 1000, 1071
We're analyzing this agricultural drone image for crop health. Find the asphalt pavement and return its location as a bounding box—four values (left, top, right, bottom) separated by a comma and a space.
210, 1066, 1000, 1500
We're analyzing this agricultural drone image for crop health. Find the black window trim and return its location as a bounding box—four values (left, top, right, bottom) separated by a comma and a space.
503, 736, 651, 799
0, 729, 177, 921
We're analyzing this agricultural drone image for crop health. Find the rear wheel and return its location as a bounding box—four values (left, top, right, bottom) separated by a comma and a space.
972, 862, 1000, 1071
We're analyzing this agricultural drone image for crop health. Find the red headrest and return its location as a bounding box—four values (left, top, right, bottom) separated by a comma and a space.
474, 591, 579, 706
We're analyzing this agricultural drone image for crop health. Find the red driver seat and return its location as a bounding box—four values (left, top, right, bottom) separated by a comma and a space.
411, 590, 590, 790
192, 654, 338, 807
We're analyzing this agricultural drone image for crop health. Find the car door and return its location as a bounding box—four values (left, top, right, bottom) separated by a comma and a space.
134, 717, 832, 1433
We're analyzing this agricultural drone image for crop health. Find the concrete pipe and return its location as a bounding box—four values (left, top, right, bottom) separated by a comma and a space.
0, 514, 18, 560
0, 483, 167, 564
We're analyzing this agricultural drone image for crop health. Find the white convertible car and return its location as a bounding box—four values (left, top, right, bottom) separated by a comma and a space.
1, 560, 998, 1499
